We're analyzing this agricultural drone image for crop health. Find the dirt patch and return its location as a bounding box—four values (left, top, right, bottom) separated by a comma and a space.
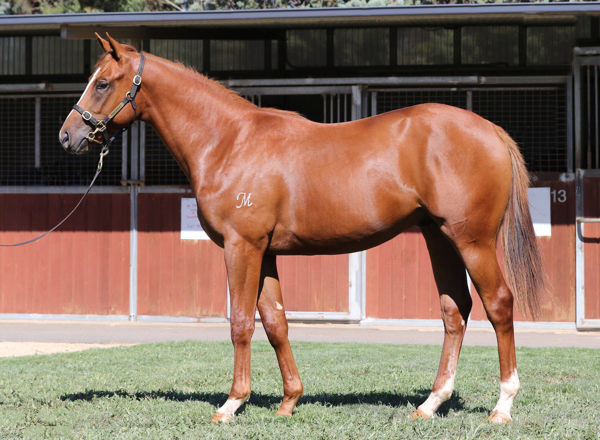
0, 342, 129, 358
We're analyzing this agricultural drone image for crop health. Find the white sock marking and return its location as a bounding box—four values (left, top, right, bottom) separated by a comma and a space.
417, 375, 455, 418
216, 394, 250, 417
492, 371, 520, 419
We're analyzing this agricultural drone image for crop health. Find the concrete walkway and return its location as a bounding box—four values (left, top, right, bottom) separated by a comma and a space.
1, 320, 599, 349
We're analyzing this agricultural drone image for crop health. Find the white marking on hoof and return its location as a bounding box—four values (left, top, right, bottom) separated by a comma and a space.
488, 409, 512, 423
417, 376, 455, 418
410, 408, 431, 420
491, 371, 520, 422
213, 395, 250, 423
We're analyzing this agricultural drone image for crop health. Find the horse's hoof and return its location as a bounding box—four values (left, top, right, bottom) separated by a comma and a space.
211, 412, 233, 424
410, 408, 431, 420
487, 409, 512, 423
276, 393, 302, 417
275, 409, 293, 417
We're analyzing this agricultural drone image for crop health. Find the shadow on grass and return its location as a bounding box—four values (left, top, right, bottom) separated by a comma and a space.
60, 388, 486, 416
60, 389, 229, 408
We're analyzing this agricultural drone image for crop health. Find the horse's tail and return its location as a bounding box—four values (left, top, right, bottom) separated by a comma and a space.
496, 125, 544, 320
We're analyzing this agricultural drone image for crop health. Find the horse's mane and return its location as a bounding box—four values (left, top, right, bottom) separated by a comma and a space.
148, 53, 261, 110
95, 48, 302, 118
149, 53, 304, 118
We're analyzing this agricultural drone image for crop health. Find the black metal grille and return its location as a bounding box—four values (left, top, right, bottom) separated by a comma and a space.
0, 95, 123, 186
377, 89, 467, 113
472, 88, 567, 172
143, 129, 188, 186
0, 97, 34, 184
374, 87, 567, 172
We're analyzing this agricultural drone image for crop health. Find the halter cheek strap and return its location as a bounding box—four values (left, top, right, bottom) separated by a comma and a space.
73, 52, 145, 148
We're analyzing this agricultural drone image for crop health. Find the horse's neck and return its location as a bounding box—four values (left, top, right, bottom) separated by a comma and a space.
140, 54, 254, 181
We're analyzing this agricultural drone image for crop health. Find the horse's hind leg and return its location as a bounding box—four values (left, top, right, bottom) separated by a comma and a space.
257, 255, 304, 416
412, 223, 472, 420
459, 242, 520, 423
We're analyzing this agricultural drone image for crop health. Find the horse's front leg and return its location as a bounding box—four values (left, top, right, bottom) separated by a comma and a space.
257, 255, 303, 417
211, 236, 266, 424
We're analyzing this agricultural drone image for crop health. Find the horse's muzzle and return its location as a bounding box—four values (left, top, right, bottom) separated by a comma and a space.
59, 129, 90, 155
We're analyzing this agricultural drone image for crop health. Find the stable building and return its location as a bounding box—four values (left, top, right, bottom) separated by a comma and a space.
0, 3, 599, 329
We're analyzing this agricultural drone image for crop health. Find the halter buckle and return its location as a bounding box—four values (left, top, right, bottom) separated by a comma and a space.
82, 111, 93, 122
85, 131, 103, 145
133, 75, 142, 87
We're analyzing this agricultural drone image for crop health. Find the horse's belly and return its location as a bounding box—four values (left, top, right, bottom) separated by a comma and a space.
268, 203, 426, 256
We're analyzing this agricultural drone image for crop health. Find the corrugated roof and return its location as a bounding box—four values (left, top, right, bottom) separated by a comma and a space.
1, 3, 600, 37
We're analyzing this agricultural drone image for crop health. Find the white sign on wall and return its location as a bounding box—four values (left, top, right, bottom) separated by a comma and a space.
181, 198, 209, 240
527, 187, 551, 237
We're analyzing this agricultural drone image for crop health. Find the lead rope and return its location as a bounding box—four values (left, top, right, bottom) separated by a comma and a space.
0, 145, 109, 247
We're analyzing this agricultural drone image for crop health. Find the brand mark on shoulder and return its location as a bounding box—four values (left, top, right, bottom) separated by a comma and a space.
236, 192, 253, 209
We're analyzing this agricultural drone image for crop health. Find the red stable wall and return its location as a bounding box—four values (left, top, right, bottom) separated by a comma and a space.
1, 173, 596, 326
0, 193, 129, 315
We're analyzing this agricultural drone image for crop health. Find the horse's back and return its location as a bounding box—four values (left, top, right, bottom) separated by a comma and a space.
260, 103, 511, 254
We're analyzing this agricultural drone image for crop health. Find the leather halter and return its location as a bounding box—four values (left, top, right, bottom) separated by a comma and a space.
72, 52, 145, 148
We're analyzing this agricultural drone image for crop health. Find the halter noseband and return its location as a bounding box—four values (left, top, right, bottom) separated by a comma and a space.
72, 52, 145, 148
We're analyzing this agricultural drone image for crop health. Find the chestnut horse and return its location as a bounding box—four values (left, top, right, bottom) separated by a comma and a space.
59, 35, 544, 424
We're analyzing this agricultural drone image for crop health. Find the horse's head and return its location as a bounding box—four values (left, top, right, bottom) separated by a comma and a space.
59, 33, 144, 154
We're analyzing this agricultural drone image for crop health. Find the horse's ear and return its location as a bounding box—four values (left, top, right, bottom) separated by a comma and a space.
95, 32, 112, 54
105, 33, 128, 62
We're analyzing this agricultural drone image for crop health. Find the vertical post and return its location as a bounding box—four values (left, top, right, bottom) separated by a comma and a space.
130, 122, 140, 183
389, 27, 398, 68
596, 65, 600, 169
122, 131, 128, 184
326, 29, 334, 70
348, 251, 366, 321
129, 184, 138, 321
575, 169, 585, 328
573, 51, 582, 170
34, 96, 41, 169
566, 75, 574, 173
453, 26, 462, 66
127, 121, 142, 321
466, 89, 473, 112
351, 85, 362, 121
349, 85, 366, 320
370, 91, 377, 117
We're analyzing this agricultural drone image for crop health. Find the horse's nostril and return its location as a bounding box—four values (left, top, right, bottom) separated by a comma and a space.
59, 131, 69, 149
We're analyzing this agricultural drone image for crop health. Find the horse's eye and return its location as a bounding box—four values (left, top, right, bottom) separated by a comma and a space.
96, 80, 110, 91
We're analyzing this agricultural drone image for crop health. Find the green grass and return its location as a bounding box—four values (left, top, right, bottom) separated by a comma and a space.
0, 341, 599, 439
